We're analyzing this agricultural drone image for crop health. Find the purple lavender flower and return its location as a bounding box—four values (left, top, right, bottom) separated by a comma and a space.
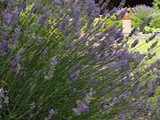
10, 55, 21, 70
72, 18, 82, 27
121, 91, 131, 100
88, 45, 95, 54
70, 88, 77, 95
128, 27, 138, 38
135, 71, 140, 77
1, 52, 7, 57
81, 103, 89, 113
51, 57, 58, 65
117, 8, 127, 20
113, 97, 119, 104
120, 61, 129, 69
109, 7, 117, 16
76, 100, 82, 106
131, 110, 137, 118
117, 0, 126, 8
10, 61, 18, 70
103, 9, 110, 17
1, 40, 9, 47
30, 3, 42, 13
0, 40, 9, 52
119, 114, 125, 120
147, 89, 156, 98
157, 59, 160, 65
37, 37, 43, 45
148, 64, 155, 71
38, 15, 47, 24
53, 0, 64, 5
14, 55, 21, 61
88, 0, 95, 7
139, 17, 152, 32
146, 52, 156, 60
94, 7, 100, 16
70, 71, 79, 82
146, 105, 150, 110
107, 62, 115, 71
72, 6, 80, 15
156, 70, 160, 76
82, 90, 87, 97
88, 1, 100, 16
121, 78, 126, 84
146, 33, 157, 43
148, 41, 158, 51
100, 102, 107, 109
89, 88, 96, 96
14, 6, 20, 14
131, 39, 139, 48
58, 15, 70, 30
2, 9, 13, 24
48, 109, 55, 120
1, 90, 7, 101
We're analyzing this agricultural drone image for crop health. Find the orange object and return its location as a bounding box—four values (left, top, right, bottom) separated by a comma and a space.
123, 12, 131, 20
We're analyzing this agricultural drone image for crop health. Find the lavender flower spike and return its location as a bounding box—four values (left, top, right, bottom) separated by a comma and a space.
48, 109, 55, 120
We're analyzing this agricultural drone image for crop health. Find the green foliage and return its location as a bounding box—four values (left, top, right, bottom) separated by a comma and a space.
103, 15, 122, 29
131, 15, 143, 28
153, 0, 160, 11
149, 11, 160, 29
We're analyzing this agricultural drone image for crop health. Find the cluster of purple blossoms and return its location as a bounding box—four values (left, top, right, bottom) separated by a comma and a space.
131, 39, 139, 48
10, 55, 21, 71
0, 40, 9, 57
0, 89, 7, 110
72, 100, 90, 115
48, 109, 55, 120
1, 0, 160, 120
72, 88, 96, 115
132, 4, 154, 17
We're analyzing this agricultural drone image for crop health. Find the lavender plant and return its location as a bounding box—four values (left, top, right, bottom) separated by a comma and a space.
131, 5, 154, 21
0, 0, 160, 120
130, 5, 153, 32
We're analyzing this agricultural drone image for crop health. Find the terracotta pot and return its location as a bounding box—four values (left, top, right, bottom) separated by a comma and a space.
123, 12, 131, 20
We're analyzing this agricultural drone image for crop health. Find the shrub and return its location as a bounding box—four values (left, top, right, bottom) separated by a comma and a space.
131, 5, 154, 21
131, 15, 142, 28
0, 0, 160, 120
149, 11, 160, 29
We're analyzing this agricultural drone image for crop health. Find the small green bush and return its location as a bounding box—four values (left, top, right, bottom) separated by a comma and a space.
131, 15, 143, 28
131, 5, 154, 21
149, 11, 160, 29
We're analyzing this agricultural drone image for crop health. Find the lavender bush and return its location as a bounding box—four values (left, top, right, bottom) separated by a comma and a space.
131, 5, 154, 21
130, 5, 153, 32
0, 0, 160, 119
